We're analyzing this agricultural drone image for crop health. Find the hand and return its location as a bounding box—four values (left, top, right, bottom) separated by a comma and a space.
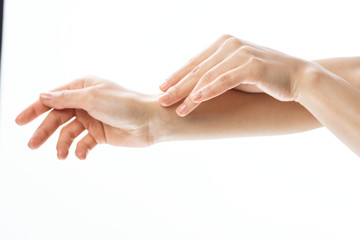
158, 34, 308, 117
15, 76, 156, 160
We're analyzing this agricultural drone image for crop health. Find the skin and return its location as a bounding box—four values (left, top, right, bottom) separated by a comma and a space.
158, 35, 360, 116
14, 76, 320, 160
14, 35, 360, 159
158, 34, 360, 155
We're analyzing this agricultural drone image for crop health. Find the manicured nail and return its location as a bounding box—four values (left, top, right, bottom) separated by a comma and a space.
159, 81, 169, 90
177, 104, 186, 116
40, 92, 53, 100
57, 151, 65, 160
191, 91, 202, 102
158, 92, 170, 104
27, 138, 36, 149
15, 115, 23, 125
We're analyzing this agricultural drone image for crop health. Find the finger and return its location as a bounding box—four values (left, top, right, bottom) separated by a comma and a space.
159, 34, 233, 92
158, 37, 243, 107
39, 88, 91, 110
28, 109, 75, 149
158, 56, 224, 107
75, 133, 97, 160
75, 109, 107, 143
192, 59, 258, 103
175, 47, 253, 116
15, 101, 52, 126
15, 78, 87, 126
56, 119, 85, 160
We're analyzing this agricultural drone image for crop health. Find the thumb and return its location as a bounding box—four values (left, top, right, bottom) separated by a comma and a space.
39, 89, 88, 110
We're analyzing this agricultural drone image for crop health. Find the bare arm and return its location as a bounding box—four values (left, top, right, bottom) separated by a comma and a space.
156, 34, 360, 156
15, 76, 317, 159
313, 56, 360, 89
14, 57, 360, 159
296, 62, 360, 156
150, 90, 319, 143
153, 56, 360, 141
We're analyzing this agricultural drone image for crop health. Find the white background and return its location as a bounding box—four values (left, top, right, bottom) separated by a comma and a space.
1, 0, 360, 239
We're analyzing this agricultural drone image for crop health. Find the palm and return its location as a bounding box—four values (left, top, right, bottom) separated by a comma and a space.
75, 109, 151, 148
234, 84, 262, 93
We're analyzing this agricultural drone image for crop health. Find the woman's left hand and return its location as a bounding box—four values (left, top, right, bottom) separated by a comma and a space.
158, 34, 309, 117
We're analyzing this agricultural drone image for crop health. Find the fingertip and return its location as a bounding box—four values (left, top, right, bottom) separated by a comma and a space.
15, 115, 24, 125
27, 139, 37, 150
159, 86, 166, 92
75, 148, 87, 160
176, 103, 187, 116
159, 81, 169, 92
57, 150, 68, 160
177, 112, 188, 117
158, 92, 171, 106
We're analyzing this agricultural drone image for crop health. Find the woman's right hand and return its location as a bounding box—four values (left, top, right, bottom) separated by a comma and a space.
15, 76, 156, 160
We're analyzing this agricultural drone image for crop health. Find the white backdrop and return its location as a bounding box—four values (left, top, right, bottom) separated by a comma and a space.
1, 0, 360, 239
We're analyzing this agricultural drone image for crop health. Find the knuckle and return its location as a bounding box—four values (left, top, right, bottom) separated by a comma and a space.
83, 88, 97, 110
222, 37, 242, 50
247, 57, 265, 80
76, 141, 84, 151
88, 86, 100, 96
303, 66, 322, 81
59, 128, 71, 140
190, 65, 201, 76
201, 71, 213, 84
249, 57, 264, 71
85, 95, 95, 111
59, 127, 67, 136
67, 129, 77, 139
186, 56, 199, 69
39, 124, 52, 138
238, 46, 252, 56
54, 112, 64, 126
169, 85, 181, 96
220, 34, 233, 41
207, 84, 218, 96
186, 56, 196, 66
217, 73, 232, 86
249, 56, 260, 65
60, 90, 69, 98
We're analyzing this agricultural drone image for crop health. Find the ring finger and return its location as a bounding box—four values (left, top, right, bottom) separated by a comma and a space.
56, 118, 85, 160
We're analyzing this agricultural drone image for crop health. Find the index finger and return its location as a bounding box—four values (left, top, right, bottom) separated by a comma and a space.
159, 34, 234, 92
15, 78, 86, 125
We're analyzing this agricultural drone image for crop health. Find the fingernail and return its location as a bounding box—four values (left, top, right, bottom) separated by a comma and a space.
176, 104, 186, 116
159, 81, 168, 90
28, 138, 36, 149
40, 92, 53, 100
191, 91, 202, 102
15, 115, 23, 125
158, 92, 170, 104
79, 152, 86, 160
57, 151, 65, 160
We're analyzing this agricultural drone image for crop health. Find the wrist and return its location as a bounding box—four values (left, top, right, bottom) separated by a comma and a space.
144, 94, 175, 145
146, 94, 189, 144
293, 62, 325, 104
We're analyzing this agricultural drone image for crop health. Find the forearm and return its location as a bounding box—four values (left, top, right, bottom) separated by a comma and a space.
149, 57, 360, 143
313, 56, 360, 88
296, 63, 360, 156
149, 90, 320, 143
